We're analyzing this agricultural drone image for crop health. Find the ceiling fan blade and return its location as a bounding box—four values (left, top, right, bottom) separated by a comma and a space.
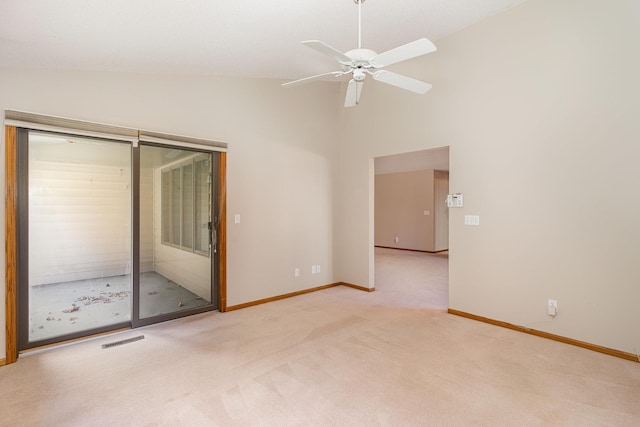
370, 38, 437, 68
282, 71, 345, 88
302, 40, 352, 64
344, 79, 364, 107
372, 70, 432, 94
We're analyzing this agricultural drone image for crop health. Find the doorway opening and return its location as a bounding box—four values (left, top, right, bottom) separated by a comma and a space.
372, 146, 449, 310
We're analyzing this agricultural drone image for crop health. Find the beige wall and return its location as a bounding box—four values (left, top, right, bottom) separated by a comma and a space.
336, 0, 640, 353
374, 169, 449, 252
0, 70, 340, 359
375, 170, 435, 251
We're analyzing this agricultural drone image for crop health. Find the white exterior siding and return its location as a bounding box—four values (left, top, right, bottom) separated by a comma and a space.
29, 160, 131, 286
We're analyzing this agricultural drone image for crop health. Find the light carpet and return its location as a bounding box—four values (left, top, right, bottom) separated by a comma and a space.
0, 248, 639, 426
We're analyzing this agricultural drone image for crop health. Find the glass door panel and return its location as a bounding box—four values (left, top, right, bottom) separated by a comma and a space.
26, 131, 132, 345
138, 145, 213, 320
182, 163, 194, 249
194, 157, 211, 255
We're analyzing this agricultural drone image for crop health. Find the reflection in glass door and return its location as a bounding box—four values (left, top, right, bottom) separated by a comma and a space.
137, 145, 215, 322
23, 131, 132, 347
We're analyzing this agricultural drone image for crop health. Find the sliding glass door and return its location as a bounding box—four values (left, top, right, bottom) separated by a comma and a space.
18, 130, 220, 350
135, 144, 217, 325
21, 131, 132, 347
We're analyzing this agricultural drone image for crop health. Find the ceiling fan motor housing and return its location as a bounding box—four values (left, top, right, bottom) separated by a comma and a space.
344, 48, 378, 81
345, 48, 377, 64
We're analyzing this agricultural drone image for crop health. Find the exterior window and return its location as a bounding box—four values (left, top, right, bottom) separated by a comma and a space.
161, 155, 210, 255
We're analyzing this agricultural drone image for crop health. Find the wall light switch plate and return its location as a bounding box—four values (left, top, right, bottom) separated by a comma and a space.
548, 299, 558, 316
234, 214, 241, 224
464, 215, 480, 226
294, 268, 300, 277
311, 265, 317, 274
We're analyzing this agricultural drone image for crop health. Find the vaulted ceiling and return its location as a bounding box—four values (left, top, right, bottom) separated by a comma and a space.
1, 0, 528, 80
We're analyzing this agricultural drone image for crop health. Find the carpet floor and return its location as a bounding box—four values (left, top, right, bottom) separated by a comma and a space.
0, 248, 639, 426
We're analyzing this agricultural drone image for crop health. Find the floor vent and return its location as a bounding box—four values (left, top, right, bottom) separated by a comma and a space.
101, 335, 145, 349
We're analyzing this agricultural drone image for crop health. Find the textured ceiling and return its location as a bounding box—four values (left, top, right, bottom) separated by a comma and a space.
0, 0, 528, 80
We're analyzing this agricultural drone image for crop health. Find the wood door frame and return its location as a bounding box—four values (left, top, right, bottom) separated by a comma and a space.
218, 152, 227, 312
3, 125, 227, 365
5, 125, 18, 364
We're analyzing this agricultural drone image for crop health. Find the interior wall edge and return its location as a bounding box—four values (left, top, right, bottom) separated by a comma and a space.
448, 309, 640, 364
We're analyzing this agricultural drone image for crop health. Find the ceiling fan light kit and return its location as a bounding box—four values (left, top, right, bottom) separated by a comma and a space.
282, 0, 437, 107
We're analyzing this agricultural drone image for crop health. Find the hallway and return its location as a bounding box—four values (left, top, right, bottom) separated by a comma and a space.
374, 247, 448, 310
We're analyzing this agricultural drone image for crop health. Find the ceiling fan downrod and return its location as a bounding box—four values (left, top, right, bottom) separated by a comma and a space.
354, 0, 365, 49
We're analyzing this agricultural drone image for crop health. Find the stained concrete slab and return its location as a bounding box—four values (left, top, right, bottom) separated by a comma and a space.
29, 271, 209, 342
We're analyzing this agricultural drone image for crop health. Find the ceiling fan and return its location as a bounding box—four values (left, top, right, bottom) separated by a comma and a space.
282, 0, 437, 107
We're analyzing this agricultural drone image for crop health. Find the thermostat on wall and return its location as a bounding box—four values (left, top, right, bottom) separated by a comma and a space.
446, 193, 463, 208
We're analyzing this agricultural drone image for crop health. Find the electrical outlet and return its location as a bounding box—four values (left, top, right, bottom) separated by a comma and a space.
311, 265, 317, 274
294, 268, 300, 277
547, 299, 558, 316
316, 265, 321, 273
